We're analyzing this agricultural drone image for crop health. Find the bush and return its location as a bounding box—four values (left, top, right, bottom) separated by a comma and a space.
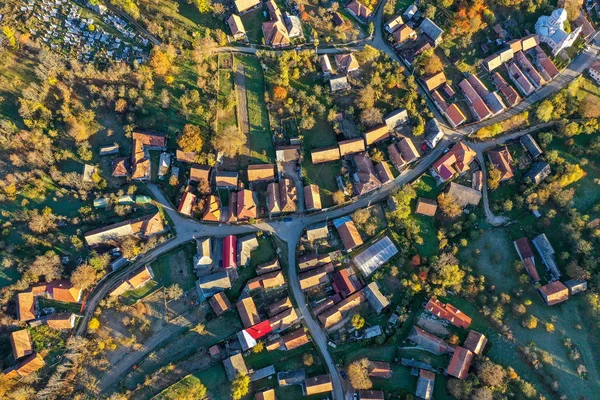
522, 315, 538, 329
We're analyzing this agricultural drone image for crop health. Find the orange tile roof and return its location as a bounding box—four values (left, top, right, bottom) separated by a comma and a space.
236, 297, 260, 328
202, 195, 221, 222
236, 190, 258, 220
16, 292, 35, 322
423, 72, 447, 92
368, 360, 391, 378
46, 313, 75, 330
338, 138, 366, 156
304, 184, 322, 211
5, 353, 45, 378
311, 146, 341, 164
488, 146, 514, 181
463, 331, 487, 355
432, 142, 476, 182
425, 297, 472, 328
176, 150, 197, 163
337, 221, 363, 251
447, 347, 474, 379
209, 292, 232, 316
305, 374, 333, 395
364, 125, 390, 145
177, 191, 196, 216
247, 164, 275, 182
268, 297, 292, 317
415, 198, 437, 216
538, 281, 569, 306
281, 328, 310, 350
346, 0, 372, 19
10, 330, 33, 360
127, 266, 154, 289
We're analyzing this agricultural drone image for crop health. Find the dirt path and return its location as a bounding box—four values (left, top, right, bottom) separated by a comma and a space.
234, 60, 250, 155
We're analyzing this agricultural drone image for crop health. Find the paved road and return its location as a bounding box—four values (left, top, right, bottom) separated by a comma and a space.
285, 237, 345, 400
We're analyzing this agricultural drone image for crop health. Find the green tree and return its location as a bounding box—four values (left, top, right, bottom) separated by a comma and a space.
231, 374, 250, 400
536, 100, 554, 122
430, 253, 465, 290
195, 0, 213, 13
351, 314, 365, 330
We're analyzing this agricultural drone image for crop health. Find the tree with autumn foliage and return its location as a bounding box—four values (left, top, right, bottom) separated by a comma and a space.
177, 124, 203, 153
450, 0, 489, 43
273, 86, 288, 101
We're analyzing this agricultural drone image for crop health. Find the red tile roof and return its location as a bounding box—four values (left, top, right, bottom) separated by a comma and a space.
432, 142, 476, 182
177, 192, 196, 216
425, 297, 472, 328
488, 146, 514, 181
332, 268, 362, 298
458, 79, 492, 121
447, 347, 474, 379
222, 235, 237, 269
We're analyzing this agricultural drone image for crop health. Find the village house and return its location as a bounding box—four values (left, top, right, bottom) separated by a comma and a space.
430, 91, 467, 128
532, 233, 561, 280
364, 125, 390, 146
332, 268, 362, 298
589, 60, 600, 85
363, 281, 390, 313
393, 24, 416, 44
425, 297, 472, 328
236, 190, 258, 220
131, 132, 167, 180
177, 191, 196, 216
320, 54, 333, 76
278, 369, 306, 386
513, 237, 540, 282
17, 280, 83, 322
197, 271, 231, 299
234, 0, 260, 13
330, 75, 351, 92
256, 259, 281, 276
487, 146, 514, 181
507, 61, 535, 96
353, 236, 398, 276
248, 164, 275, 183
447, 347, 474, 380
345, 0, 372, 21
227, 14, 246, 41
375, 161, 394, 184
304, 374, 333, 396
112, 157, 129, 177
306, 222, 329, 242
194, 237, 213, 271
415, 369, 435, 400
352, 153, 382, 195
299, 263, 334, 290
282, 328, 310, 350
202, 195, 221, 222
311, 145, 341, 164
209, 291, 231, 316
422, 71, 446, 92
515, 51, 545, 88
492, 72, 521, 107
110, 265, 154, 297
458, 79, 492, 121
223, 353, 248, 381
190, 164, 211, 194
408, 326, 454, 355
176, 150, 196, 164
446, 182, 482, 207
565, 279, 587, 295
248, 270, 285, 291
222, 235, 237, 269
255, 389, 276, 400
463, 331, 488, 355
318, 291, 365, 328
521, 134, 543, 158
533, 46, 560, 81
538, 281, 569, 305
419, 18, 443, 45
334, 217, 363, 251
46, 313, 76, 330
415, 197, 438, 217
298, 252, 334, 270
431, 142, 476, 183
10, 330, 33, 360
238, 234, 259, 267
237, 320, 273, 351
524, 162, 551, 185
384, 108, 409, 131
215, 170, 239, 189
269, 297, 292, 318
269, 307, 299, 331
262, 0, 291, 48
467, 74, 506, 115
237, 296, 260, 328
359, 390, 385, 400
339, 138, 366, 157
404, 3, 418, 19
368, 360, 392, 378
335, 53, 360, 73
3, 353, 45, 379
385, 15, 404, 33
84, 212, 166, 247
397, 137, 420, 165
304, 184, 322, 211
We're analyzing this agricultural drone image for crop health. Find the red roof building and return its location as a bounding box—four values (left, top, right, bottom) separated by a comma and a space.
538, 281, 569, 306
431, 142, 476, 182
246, 320, 273, 339
447, 347, 474, 379
177, 192, 196, 216
514, 237, 540, 282
332, 268, 362, 298
488, 146, 514, 181
458, 79, 492, 121
425, 298, 472, 329
222, 235, 237, 269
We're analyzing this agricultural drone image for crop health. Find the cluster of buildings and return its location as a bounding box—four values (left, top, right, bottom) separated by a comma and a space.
405, 297, 488, 397
514, 234, 587, 306
299, 228, 396, 331
20, 0, 149, 64
228, 0, 302, 47
322, 52, 360, 92
6, 280, 86, 378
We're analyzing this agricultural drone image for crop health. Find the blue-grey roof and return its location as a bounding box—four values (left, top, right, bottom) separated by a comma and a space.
353, 236, 398, 276
333, 216, 352, 228
419, 18, 444, 41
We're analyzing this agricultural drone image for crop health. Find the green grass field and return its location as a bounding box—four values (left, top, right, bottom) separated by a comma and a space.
241, 8, 266, 44
236, 55, 274, 162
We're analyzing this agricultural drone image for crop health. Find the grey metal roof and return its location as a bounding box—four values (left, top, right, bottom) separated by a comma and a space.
353, 236, 398, 276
